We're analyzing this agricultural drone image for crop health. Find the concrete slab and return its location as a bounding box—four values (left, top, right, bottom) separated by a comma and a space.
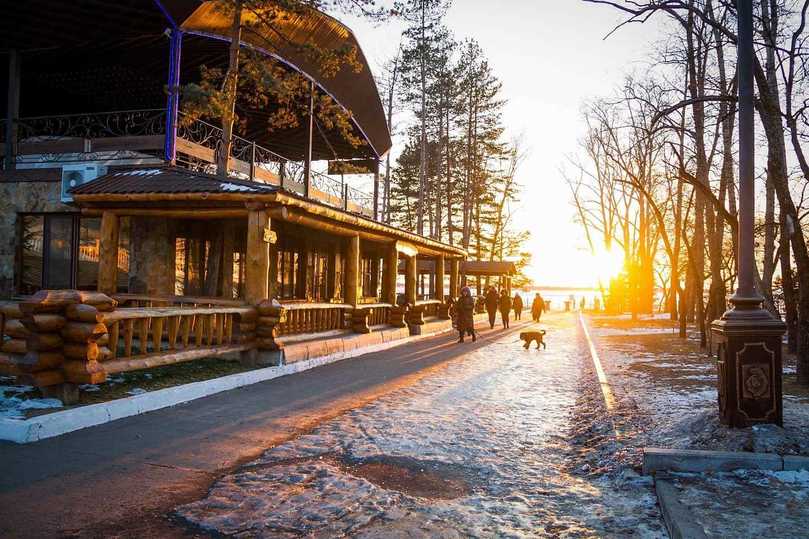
655, 477, 708, 539
642, 447, 783, 475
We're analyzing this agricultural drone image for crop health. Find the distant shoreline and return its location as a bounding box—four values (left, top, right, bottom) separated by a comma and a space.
530, 286, 599, 292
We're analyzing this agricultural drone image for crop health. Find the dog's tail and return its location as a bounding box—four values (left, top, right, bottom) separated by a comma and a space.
540, 330, 546, 335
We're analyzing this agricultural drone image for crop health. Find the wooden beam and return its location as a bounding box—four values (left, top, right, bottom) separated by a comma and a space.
345, 235, 360, 307
244, 208, 270, 303
383, 242, 398, 305
97, 212, 119, 295
405, 255, 417, 305
396, 241, 418, 258
449, 258, 460, 298
435, 254, 445, 302
81, 208, 248, 219
221, 221, 235, 299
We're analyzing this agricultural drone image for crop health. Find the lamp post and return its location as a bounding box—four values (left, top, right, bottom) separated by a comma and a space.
710, 0, 785, 427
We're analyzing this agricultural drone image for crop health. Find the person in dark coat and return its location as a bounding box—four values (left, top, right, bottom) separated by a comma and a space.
513, 293, 523, 320
531, 292, 545, 322
485, 286, 499, 329
454, 286, 476, 343
499, 289, 512, 328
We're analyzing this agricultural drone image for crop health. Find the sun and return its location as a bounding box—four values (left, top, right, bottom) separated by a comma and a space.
590, 247, 625, 285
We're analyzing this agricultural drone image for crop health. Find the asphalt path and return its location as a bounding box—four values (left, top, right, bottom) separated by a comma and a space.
0, 316, 532, 538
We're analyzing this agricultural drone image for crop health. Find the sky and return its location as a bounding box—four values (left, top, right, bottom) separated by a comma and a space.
343, 1, 664, 288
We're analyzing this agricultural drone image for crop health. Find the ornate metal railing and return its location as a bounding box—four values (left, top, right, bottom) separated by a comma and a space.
2, 109, 166, 143
2, 108, 376, 218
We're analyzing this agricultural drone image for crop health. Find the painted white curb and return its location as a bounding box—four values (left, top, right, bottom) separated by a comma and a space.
0, 321, 459, 444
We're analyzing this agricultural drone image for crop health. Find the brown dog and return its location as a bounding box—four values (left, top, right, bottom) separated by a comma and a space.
520, 330, 546, 350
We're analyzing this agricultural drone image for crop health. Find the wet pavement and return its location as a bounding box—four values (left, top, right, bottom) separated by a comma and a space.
177, 313, 666, 538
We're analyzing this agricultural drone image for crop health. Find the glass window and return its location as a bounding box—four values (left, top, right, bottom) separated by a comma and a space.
20, 215, 44, 295
76, 217, 100, 290
46, 215, 74, 289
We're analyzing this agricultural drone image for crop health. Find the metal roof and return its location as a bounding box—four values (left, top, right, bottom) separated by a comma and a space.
2, 1, 390, 160
69, 167, 278, 195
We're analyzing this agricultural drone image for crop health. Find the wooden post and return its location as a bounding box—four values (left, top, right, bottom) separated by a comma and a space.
383, 242, 398, 305
245, 205, 270, 303
373, 159, 380, 220
164, 30, 182, 164
5, 49, 20, 170
345, 234, 360, 307
303, 79, 315, 199
435, 254, 445, 302
405, 254, 417, 305
97, 212, 120, 295
449, 258, 460, 298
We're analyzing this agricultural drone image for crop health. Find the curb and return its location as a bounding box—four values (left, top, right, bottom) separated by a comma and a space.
642, 447, 809, 475
0, 321, 462, 444
654, 476, 708, 539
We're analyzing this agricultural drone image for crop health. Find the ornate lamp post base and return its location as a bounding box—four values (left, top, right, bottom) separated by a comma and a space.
711, 297, 786, 427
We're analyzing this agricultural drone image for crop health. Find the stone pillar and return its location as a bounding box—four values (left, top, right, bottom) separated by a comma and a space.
97, 212, 119, 295
129, 217, 175, 296
345, 234, 360, 307
435, 254, 445, 302
245, 206, 270, 304
405, 255, 417, 305
383, 242, 398, 305
449, 258, 460, 298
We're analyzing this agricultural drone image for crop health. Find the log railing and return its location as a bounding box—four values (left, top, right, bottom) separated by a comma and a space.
100, 306, 256, 374
112, 294, 246, 309
276, 303, 350, 336
416, 299, 442, 319
362, 303, 393, 327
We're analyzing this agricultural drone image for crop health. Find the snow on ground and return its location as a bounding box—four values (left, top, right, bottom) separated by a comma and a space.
666, 469, 809, 538
586, 315, 809, 458
0, 376, 63, 420
176, 313, 667, 538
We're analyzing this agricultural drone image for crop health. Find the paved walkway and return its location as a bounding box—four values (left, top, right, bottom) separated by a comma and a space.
0, 316, 531, 538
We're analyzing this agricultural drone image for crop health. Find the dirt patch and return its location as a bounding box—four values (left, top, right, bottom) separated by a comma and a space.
337, 455, 473, 500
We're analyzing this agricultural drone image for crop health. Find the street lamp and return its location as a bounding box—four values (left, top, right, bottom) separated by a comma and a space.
710, 0, 786, 427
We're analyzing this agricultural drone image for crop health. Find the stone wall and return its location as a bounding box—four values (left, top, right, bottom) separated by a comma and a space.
0, 179, 74, 298
129, 217, 176, 296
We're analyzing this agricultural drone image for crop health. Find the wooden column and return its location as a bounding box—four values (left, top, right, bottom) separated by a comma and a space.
303, 79, 315, 199
449, 258, 460, 298
405, 255, 417, 305
97, 212, 119, 295
245, 206, 270, 303
435, 254, 445, 302
5, 49, 20, 171
383, 242, 398, 305
345, 234, 360, 307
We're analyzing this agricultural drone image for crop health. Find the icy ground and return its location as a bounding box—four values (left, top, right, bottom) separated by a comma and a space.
666, 469, 809, 538
176, 313, 666, 538
0, 376, 62, 420
587, 316, 809, 458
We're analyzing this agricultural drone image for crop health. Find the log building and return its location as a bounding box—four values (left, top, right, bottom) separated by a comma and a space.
0, 1, 466, 401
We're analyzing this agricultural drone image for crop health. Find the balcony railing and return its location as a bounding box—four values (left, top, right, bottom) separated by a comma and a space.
2, 109, 376, 218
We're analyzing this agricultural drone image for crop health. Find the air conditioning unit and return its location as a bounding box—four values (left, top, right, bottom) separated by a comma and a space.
60, 164, 107, 202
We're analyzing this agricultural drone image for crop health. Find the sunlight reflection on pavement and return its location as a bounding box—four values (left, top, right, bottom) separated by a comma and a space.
176, 313, 665, 538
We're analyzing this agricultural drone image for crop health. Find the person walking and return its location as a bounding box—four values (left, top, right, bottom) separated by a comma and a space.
454, 286, 476, 343
513, 293, 523, 320
485, 286, 499, 329
499, 289, 512, 329
531, 292, 545, 322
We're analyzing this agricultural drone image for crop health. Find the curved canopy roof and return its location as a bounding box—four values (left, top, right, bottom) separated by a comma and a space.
1, 0, 391, 160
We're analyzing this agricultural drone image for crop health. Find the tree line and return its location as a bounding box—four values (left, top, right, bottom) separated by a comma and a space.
379, 0, 532, 285
570, 0, 809, 384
